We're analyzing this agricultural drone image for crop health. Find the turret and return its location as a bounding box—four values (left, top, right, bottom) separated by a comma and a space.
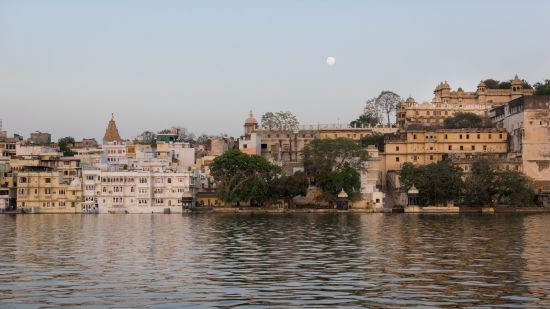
477, 80, 487, 104
244, 111, 258, 136
511, 75, 523, 99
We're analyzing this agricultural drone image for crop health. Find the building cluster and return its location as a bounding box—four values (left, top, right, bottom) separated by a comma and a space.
1, 75, 549, 212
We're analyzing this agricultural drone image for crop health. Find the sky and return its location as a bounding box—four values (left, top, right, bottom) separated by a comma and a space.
1, 0, 550, 141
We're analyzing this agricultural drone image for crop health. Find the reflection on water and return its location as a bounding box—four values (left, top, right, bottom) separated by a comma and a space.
0, 213, 549, 308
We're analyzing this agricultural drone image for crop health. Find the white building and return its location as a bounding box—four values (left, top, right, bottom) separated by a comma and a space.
82, 169, 200, 214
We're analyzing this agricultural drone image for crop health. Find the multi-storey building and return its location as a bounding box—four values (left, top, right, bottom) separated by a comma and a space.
397, 76, 533, 129
82, 169, 200, 213
489, 95, 550, 201
29, 131, 52, 145
381, 128, 509, 174
239, 112, 396, 164
16, 166, 82, 213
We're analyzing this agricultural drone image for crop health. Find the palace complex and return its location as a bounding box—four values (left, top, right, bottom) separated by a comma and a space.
0, 76, 549, 212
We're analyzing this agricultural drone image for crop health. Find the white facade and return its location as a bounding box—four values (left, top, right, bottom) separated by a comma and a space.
82, 169, 200, 214
156, 142, 195, 169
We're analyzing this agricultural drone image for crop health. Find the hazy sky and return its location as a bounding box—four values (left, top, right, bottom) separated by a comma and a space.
1, 0, 550, 141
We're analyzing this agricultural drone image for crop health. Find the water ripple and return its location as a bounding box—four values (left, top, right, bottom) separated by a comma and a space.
0, 213, 550, 307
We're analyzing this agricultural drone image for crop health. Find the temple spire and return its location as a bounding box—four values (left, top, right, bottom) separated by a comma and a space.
103, 113, 122, 144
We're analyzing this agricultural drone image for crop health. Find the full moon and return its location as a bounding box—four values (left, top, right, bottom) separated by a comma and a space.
326, 56, 335, 66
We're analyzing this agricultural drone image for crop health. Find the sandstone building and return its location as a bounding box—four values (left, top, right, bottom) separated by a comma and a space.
489, 95, 550, 200
397, 76, 533, 129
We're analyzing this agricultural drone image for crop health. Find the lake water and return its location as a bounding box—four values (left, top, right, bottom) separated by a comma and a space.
1, 213, 549, 308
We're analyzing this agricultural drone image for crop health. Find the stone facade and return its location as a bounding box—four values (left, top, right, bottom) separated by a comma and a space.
381, 128, 509, 175
489, 95, 550, 193
397, 76, 533, 129
30, 131, 52, 145
16, 168, 82, 213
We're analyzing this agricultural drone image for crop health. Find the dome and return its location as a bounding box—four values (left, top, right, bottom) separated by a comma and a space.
477, 80, 486, 87
245, 111, 258, 125
441, 80, 451, 89
337, 189, 348, 198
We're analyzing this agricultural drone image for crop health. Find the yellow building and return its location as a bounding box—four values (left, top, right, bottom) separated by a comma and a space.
319, 125, 397, 141
381, 128, 509, 173
16, 167, 82, 213
397, 76, 533, 128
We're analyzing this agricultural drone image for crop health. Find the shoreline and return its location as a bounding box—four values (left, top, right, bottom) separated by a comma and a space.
2, 206, 550, 215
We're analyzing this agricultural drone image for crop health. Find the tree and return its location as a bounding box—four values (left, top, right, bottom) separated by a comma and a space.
270, 171, 309, 208
318, 163, 361, 202
534, 80, 550, 95
376, 91, 400, 126
136, 131, 156, 144
196, 134, 209, 145
303, 138, 368, 202
360, 133, 385, 151
174, 127, 196, 143
443, 112, 489, 129
58, 137, 75, 156
261, 111, 299, 131
462, 158, 496, 207
400, 162, 463, 206
483, 79, 500, 89
493, 170, 535, 207
350, 114, 379, 128
210, 150, 281, 206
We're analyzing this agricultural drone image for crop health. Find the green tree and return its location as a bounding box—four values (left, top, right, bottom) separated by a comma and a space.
493, 170, 535, 207
360, 133, 385, 151
376, 91, 401, 126
270, 171, 309, 208
350, 114, 379, 128
483, 79, 500, 89
400, 161, 463, 205
534, 80, 550, 95
210, 150, 281, 206
462, 158, 496, 207
58, 136, 75, 156
443, 112, 488, 129
318, 163, 361, 202
261, 111, 299, 131
303, 138, 368, 202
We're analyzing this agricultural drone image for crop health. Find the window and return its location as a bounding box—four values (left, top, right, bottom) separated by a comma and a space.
483, 145, 487, 151
167, 178, 172, 184
45, 188, 51, 194
466, 134, 469, 139
413, 134, 417, 139
448, 145, 452, 151
395, 157, 400, 162
444, 134, 448, 139
489, 134, 492, 139
396, 146, 400, 151
59, 189, 65, 195
243, 144, 247, 149
477, 134, 480, 139
140, 177, 148, 184
44, 178, 51, 183
460, 145, 464, 150
499, 133, 503, 139
459, 134, 463, 139
429, 155, 434, 160
471, 145, 475, 150
19, 177, 27, 183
